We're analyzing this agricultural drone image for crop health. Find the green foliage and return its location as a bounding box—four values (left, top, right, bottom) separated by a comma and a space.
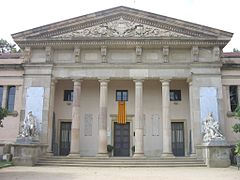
233, 124, 240, 133
0, 160, 13, 168
235, 105, 240, 118
107, 145, 114, 153
0, 39, 18, 53
0, 108, 8, 128
233, 48, 240, 52
235, 142, 240, 155
233, 105, 240, 133
233, 105, 240, 156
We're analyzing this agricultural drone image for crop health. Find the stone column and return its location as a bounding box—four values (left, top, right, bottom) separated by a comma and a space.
160, 79, 173, 157
69, 79, 82, 156
188, 79, 196, 156
97, 79, 109, 157
47, 79, 57, 155
133, 79, 145, 158
225, 86, 231, 111
2, 86, 8, 108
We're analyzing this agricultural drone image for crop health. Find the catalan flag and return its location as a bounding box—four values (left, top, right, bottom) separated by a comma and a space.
117, 101, 126, 124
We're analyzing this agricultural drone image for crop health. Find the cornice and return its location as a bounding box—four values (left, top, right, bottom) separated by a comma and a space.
16, 38, 230, 49
51, 61, 222, 70
12, 6, 233, 41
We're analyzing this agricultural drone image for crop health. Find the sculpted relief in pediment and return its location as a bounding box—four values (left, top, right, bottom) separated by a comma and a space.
53, 18, 191, 39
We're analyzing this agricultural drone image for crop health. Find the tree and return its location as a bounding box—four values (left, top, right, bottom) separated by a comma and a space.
233, 48, 240, 53
0, 107, 8, 127
0, 39, 18, 53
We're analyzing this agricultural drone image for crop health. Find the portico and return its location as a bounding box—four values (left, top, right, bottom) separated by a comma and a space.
9, 6, 233, 160
45, 78, 192, 157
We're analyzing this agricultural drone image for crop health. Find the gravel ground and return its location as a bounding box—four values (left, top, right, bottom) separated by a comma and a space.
0, 166, 239, 180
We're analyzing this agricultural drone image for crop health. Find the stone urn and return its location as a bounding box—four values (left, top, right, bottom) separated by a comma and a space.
107, 145, 114, 157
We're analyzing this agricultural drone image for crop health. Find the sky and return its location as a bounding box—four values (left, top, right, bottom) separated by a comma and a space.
1, 0, 239, 52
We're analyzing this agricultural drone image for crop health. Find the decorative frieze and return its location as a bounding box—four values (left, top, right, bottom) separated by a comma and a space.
213, 46, 221, 61
191, 46, 199, 62
74, 47, 81, 63
136, 46, 142, 63
101, 46, 107, 63
23, 47, 31, 63
53, 17, 192, 39
45, 46, 53, 63
163, 46, 169, 63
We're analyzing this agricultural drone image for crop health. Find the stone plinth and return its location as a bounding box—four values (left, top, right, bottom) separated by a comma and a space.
196, 140, 230, 168
12, 143, 47, 166
16, 136, 39, 144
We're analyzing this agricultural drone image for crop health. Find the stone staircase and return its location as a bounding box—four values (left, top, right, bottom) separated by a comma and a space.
36, 156, 206, 167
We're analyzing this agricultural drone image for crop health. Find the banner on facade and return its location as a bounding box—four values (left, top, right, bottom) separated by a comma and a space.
117, 101, 126, 124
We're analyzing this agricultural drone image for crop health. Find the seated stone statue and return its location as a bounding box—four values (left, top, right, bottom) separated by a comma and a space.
202, 112, 224, 142
19, 111, 38, 137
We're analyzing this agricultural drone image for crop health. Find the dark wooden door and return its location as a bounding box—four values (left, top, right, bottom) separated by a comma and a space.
60, 122, 71, 156
171, 122, 185, 156
114, 122, 130, 156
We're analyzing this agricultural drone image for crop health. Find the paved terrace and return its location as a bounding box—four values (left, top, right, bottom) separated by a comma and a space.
0, 166, 239, 180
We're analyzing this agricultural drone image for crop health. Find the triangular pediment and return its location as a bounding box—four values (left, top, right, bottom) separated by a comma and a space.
12, 6, 233, 45
51, 17, 191, 39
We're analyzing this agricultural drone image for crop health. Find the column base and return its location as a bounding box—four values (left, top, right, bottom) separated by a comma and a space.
161, 153, 174, 158
68, 153, 80, 158
96, 153, 109, 158
45, 152, 54, 156
190, 153, 196, 157
132, 153, 145, 158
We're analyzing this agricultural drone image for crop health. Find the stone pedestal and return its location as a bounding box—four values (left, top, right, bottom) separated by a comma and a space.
197, 140, 230, 168
12, 143, 47, 166
2, 144, 12, 162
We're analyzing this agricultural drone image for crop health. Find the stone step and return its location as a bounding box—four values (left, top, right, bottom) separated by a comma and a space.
36, 156, 206, 167
38, 156, 203, 161
37, 159, 205, 162
37, 160, 204, 164
36, 162, 206, 167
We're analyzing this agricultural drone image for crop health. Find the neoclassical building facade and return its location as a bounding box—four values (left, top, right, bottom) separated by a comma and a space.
0, 6, 240, 159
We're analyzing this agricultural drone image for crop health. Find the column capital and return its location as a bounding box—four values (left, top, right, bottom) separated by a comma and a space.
160, 79, 171, 85
133, 79, 144, 84
99, 79, 110, 84
15, 85, 22, 90
51, 79, 58, 86
72, 79, 83, 85
187, 78, 192, 85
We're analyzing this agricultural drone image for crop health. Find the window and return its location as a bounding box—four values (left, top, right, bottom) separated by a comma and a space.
170, 90, 181, 101
229, 85, 238, 112
64, 90, 73, 101
0, 86, 3, 108
7, 86, 16, 112
116, 90, 128, 101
